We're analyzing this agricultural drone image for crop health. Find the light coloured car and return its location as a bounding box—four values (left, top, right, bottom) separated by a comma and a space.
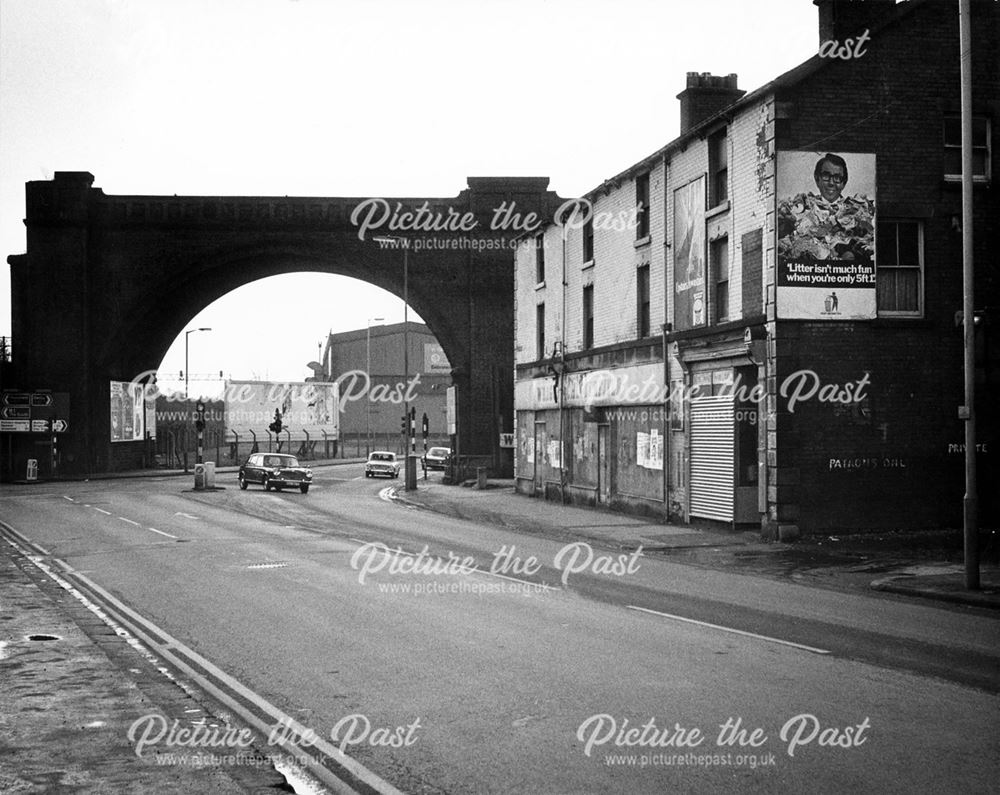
365, 451, 400, 478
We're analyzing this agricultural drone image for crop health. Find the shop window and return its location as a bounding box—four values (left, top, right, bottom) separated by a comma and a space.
711, 237, 730, 323
536, 303, 546, 359
636, 264, 650, 338
877, 221, 923, 317
708, 127, 729, 206
583, 217, 594, 264
583, 285, 594, 349
944, 114, 991, 183
635, 172, 650, 240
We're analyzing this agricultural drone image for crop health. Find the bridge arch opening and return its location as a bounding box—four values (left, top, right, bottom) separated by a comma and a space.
6, 172, 565, 478
153, 272, 430, 395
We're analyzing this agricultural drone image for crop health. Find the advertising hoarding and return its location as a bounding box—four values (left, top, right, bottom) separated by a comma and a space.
110, 381, 146, 442
224, 381, 339, 441
673, 176, 706, 331
776, 151, 877, 319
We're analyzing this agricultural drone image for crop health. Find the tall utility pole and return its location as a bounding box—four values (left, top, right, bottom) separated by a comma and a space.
366, 317, 384, 456
959, 0, 979, 590
402, 244, 417, 490
184, 327, 212, 400
373, 237, 417, 490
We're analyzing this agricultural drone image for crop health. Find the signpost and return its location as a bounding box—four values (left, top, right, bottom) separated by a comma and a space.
0, 392, 70, 433
1, 391, 70, 480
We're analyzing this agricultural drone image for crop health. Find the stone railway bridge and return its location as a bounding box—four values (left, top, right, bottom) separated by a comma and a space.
5, 171, 565, 477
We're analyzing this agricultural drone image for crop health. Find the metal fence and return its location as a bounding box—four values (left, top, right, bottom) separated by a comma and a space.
153, 425, 451, 467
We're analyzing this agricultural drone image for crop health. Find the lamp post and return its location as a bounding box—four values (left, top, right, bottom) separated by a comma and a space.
959, 0, 979, 590
372, 237, 415, 489
366, 317, 384, 456
184, 327, 212, 400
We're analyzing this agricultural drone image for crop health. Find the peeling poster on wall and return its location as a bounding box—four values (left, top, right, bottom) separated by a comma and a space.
547, 440, 561, 469
636, 432, 650, 468
648, 428, 663, 471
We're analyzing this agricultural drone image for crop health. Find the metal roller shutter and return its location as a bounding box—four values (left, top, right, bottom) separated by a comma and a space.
690, 394, 735, 521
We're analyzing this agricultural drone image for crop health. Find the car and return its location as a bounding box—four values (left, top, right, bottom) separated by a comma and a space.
239, 453, 313, 493
422, 446, 451, 470
365, 451, 400, 478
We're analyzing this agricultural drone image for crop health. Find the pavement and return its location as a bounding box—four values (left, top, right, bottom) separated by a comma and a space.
390, 476, 1000, 611
2, 464, 998, 794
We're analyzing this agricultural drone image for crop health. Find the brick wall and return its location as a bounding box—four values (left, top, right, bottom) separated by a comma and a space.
768, 0, 1000, 531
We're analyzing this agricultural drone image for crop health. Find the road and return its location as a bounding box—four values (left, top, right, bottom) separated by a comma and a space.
2, 463, 998, 794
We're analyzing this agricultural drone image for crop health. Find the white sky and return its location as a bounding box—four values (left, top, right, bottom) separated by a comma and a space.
0, 0, 817, 394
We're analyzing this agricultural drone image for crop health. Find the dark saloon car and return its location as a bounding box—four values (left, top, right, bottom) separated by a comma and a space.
422, 446, 451, 470
239, 453, 313, 493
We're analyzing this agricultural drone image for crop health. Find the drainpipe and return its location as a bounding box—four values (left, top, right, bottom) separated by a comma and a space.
662, 153, 671, 520
560, 224, 568, 503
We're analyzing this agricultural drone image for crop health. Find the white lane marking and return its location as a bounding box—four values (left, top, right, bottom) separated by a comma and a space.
147, 527, 179, 540
378, 487, 394, 502
72, 503, 180, 542
63, 496, 75, 502
627, 605, 831, 655
107, 515, 178, 541
174, 512, 198, 520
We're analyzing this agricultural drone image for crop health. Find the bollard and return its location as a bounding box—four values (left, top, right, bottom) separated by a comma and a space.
26, 459, 38, 482
476, 466, 487, 490
194, 463, 206, 491
203, 461, 216, 489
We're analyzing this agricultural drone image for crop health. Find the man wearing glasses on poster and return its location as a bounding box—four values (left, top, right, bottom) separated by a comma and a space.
813, 153, 849, 204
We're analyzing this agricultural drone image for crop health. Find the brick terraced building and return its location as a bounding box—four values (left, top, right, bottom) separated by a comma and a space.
514, 0, 999, 536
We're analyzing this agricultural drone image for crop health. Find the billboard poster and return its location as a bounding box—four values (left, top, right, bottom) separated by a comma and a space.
673, 176, 706, 330
776, 151, 876, 319
110, 380, 145, 442
224, 380, 339, 440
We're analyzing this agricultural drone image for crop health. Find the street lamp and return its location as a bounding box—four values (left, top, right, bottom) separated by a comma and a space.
184, 327, 212, 400
366, 316, 385, 456
372, 236, 415, 489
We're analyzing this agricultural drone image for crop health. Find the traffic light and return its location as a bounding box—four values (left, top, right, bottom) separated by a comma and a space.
421, 413, 429, 439
401, 415, 407, 435
269, 409, 283, 435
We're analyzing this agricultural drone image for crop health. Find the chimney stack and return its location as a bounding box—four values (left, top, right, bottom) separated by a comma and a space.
676, 73, 745, 135
813, 0, 898, 45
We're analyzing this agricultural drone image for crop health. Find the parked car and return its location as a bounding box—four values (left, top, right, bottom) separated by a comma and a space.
365, 451, 400, 478
422, 446, 451, 470
239, 453, 313, 493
